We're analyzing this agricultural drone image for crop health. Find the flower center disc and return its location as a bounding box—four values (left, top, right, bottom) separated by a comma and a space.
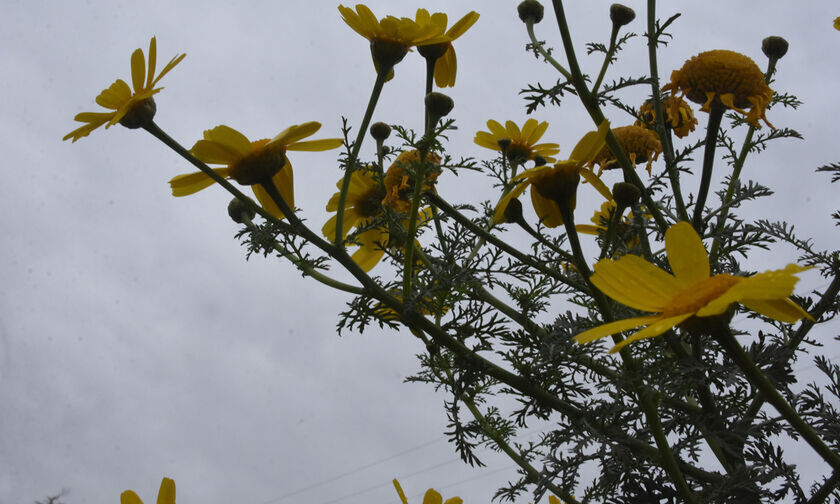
661, 274, 741, 318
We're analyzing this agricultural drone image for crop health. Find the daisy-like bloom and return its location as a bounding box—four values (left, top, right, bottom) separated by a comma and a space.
64, 37, 185, 142
662, 49, 774, 129
636, 95, 698, 138
591, 125, 662, 176
170, 122, 342, 220
322, 166, 433, 272
393, 479, 462, 504
121, 477, 175, 504
474, 119, 560, 165
414, 9, 480, 87
382, 150, 443, 214
493, 121, 612, 227
835, 17, 840, 31
338, 4, 449, 74
576, 200, 624, 235
574, 221, 812, 354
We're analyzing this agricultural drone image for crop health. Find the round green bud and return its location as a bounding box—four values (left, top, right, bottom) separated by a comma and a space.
762, 36, 789, 60
228, 197, 256, 224
609, 4, 636, 27
517, 0, 544, 24
425, 92, 455, 118
370, 121, 392, 141
612, 182, 641, 208
502, 198, 525, 225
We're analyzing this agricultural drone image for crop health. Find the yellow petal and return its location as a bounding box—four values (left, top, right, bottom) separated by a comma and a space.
529, 184, 564, 227
570, 120, 610, 162
447, 11, 479, 39
742, 298, 812, 323
486, 119, 506, 139
696, 265, 805, 317
145, 37, 157, 90
423, 489, 443, 504
189, 139, 245, 165
521, 118, 538, 141
574, 315, 660, 344
95, 80, 132, 110
169, 168, 231, 196
591, 255, 682, 312
444, 498, 463, 504
286, 138, 343, 151
152, 52, 186, 87
474, 131, 502, 151
353, 229, 386, 271
130, 47, 146, 93
609, 314, 692, 353
505, 120, 521, 140
529, 120, 549, 144
271, 122, 321, 146
273, 161, 295, 210
492, 180, 530, 223
199, 125, 252, 158
121, 491, 144, 504
393, 479, 409, 504
252, 183, 285, 220
433, 45, 456, 88
157, 478, 175, 504
665, 221, 710, 285
579, 166, 613, 201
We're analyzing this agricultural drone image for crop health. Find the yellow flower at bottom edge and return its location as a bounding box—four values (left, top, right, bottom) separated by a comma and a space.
169, 122, 342, 219
493, 121, 612, 228
393, 478, 462, 504
474, 118, 560, 165
64, 37, 185, 142
121, 477, 175, 504
574, 221, 812, 354
414, 9, 480, 87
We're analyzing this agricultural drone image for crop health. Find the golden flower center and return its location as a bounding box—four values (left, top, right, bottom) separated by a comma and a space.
661, 274, 741, 318
672, 50, 769, 110
229, 140, 287, 186
505, 142, 533, 163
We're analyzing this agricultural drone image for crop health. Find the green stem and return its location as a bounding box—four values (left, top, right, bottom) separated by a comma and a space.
714, 325, 840, 471
691, 103, 724, 230
591, 25, 619, 95
598, 202, 626, 260
334, 68, 389, 246
646, 0, 688, 222
515, 219, 576, 263
525, 20, 572, 80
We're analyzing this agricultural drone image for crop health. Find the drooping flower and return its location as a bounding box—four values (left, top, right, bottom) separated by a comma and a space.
474, 119, 560, 165
414, 9, 480, 87
64, 37, 185, 142
322, 163, 434, 272
338, 4, 449, 75
393, 478, 462, 504
382, 150, 442, 213
591, 125, 662, 176
662, 49, 774, 129
493, 121, 611, 227
574, 221, 812, 353
636, 94, 698, 138
121, 477, 175, 504
170, 123, 342, 219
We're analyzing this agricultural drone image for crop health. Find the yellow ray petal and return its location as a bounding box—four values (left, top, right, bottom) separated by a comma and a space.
434, 44, 456, 88
354, 229, 386, 271
486, 119, 506, 139
393, 479, 409, 504
505, 120, 521, 140
591, 255, 682, 311
474, 131, 502, 151
574, 315, 660, 344
492, 180, 530, 223
95, 80, 132, 109
145, 37, 157, 90
529, 184, 564, 227
423, 489, 443, 504
579, 167, 613, 201
157, 478, 175, 504
169, 168, 231, 196
201, 125, 252, 157
286, 138, 343, 151
130, 47, 146, 93
741, 298, 812, 323
447, 11, 479, 39
609, 314, 692, 353
570, 120, 610, 162
272, 122, 321, 146
665, 221, 710, 285
121, 491, 143, 504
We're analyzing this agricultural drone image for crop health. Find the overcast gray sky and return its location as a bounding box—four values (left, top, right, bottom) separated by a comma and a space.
2, 1, 840, 503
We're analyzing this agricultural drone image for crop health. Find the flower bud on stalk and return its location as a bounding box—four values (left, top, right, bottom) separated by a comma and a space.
761, 36, 789, 60
517, 0, 544, 24
609, 4, 636, 28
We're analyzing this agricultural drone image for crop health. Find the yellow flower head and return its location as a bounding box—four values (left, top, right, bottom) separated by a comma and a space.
339, 4, 449, 72
474, 118, 560, 165
393, 479, 462, 504
382, 150, 442, 214
414, 9, 480, 87
64, 37, 185, 142
636, 95, 698, 138
591, 125, 662, 176
834, 16, 840, 31
121, 477, 175, 504
574, 221, 812, 354
493, 121, 612, 228
662, 49, 774, 129
169, 122, 342, 220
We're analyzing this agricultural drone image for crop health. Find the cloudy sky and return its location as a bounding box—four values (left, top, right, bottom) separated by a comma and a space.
2, 1, 840, 503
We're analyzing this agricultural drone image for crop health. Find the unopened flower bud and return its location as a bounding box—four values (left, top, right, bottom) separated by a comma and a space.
425, 92, 455, 119
370, 122, 391, 141
609, 4, 636, 27
517, 0, 544, 24
503, 198, 525, 224
612, 182, 641, 208
118, 97, 156, 129
533, 155, 547, 167
762, 36, 789, 60
228, 197, 256, 224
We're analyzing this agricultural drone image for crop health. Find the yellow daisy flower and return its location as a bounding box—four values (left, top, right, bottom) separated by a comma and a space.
591, 125, 662, 176
493, 121, 612, 227
636, 95, 698, 138
338, 4, 449, 73
322, 164, 433, 272
662, 50, 774, 129
393, 478, 462, 504
382, 150, 442, 214
121, 477, 175, 504
64, 37, 185, 142
576, 200, 623, 235
835, 16, 840, 31
414, 9, 480, 87
574, 221, 812, 354
170, 122, 342, 220
474, 118, 560, 165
